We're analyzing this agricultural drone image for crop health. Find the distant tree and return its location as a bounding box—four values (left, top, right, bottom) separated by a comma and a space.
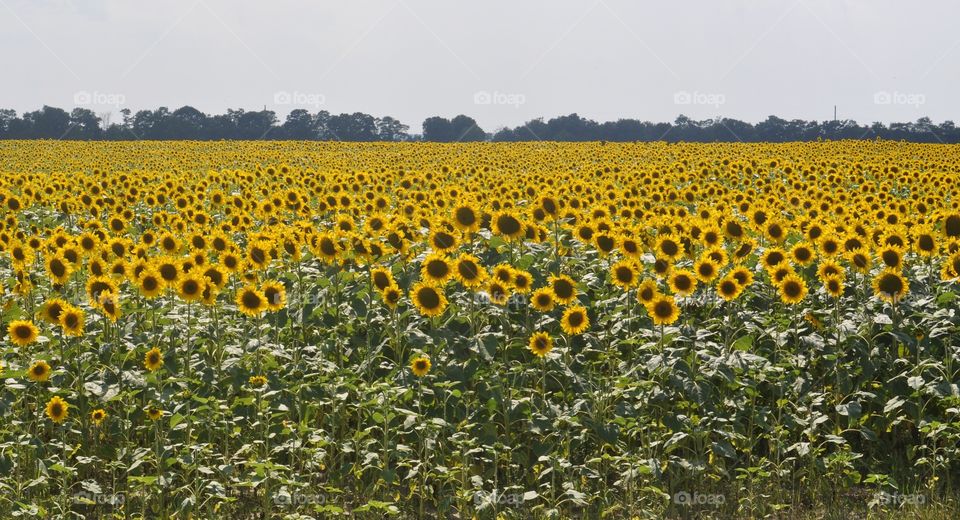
450, 115, 485, 141
422, 116, 455, 142
1, 103, 959, 142
69, 108, 102, 139
327, 112, 378, 141
24, 106, 71, 138
376, 116, 409, 141
280, 109, 318, 140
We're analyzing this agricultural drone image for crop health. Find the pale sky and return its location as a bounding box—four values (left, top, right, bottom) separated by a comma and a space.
2, 0, 957, 131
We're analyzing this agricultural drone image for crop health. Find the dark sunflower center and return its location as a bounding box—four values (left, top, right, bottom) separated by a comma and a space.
458, 261, 479, 280
567, 311, 584, 327
497, 214, 521, 235
553, 279, 573, 299
881, 250, 899, 267
15, 325, 32, 338
660, 240, 678, 257
50, 259, 66, 277
159, 264, 177, 281
242, 291, 263, 309
320, 239, 337, 256
455, 207, 476, 226
427, 260, 449, 278
654, 301, 673, 318
417, 288, 441, 309
784, 281, 802, 297
945, 215, 960, 237
878, 274, 904, 295
597, 235, 614, 252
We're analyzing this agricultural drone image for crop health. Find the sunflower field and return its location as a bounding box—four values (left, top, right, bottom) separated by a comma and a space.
1, 140, 960, 518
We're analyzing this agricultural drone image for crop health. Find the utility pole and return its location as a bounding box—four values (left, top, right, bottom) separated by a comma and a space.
834, 105, 837, 122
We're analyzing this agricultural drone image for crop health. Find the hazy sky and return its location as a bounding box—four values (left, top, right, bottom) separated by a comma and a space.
2, 0, 958, 131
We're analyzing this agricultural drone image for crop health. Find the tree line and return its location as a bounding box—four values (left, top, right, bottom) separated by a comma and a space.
1, 105, 957, 143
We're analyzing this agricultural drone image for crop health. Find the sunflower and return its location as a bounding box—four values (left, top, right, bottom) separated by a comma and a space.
819, 236, 841, 257
249, 375, 268, 387
410, 356, 431, 377
913, 228, 938, 257
548, 274, 578, 304
144, 346, 164, 372
147, 406, 163, 421
454, 253, 487, 288
528, 332, 554, 358
729, 266, 754, 288
452, 203, 480, 232
654, 234, 684, 262
236, 286, 267, 316
492, 263, 515, 286
153, 256, 180, 285
877, 245, 904, 270
943, 212, 960, 239
381, 284, 402, 309
258, 281, 284, 311
421, 253, 453, 284
201, 265, 228, 290
40, 298, 68, 325
100, 295, 121, 322
45, 253, 72, 284
790, 242, 816, 266
716, 276, 743, 301
59, 305, 85, 337
761, 248, 787, 270
668, 269, 697, 297
560, 306, 589, 335
90, 408, 108, 426
847, 249, 872, 274
370, 266, 395, 292
817, 260, 845, 281
45, 396, 69, 424
486, 280, 511, 306
137, 268, 165, 298
873, 269, 909, 303
694, 257, 719, 283
636, 279, 660, 305
492, 211, 524, 240
429, 227, 459, 253
7, 320, 39, 347
176, 273, 205, 303
823, 275, 844, 298
27, 360, 51, 382
530, 287, 555, 312
733, 238, 756, 261
610, 259, 639, 289
778, 274, 808, 305
410, 282, 448, 317
646, 294, 680, 325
